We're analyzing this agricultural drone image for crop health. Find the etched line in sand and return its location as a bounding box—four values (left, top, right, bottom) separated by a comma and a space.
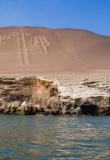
0, 34, 13, 47
0, 32, 30, 65
0, 36, 6, 46
17, 31, 30, 65
0, 32, 50, 65
0, 34, 22, 56
0, 50, 21, 55
39, 36, 50, 54
31, 36, 50, 54
31, 36, 39, 45
17, 36, 24, 65
12, 32, 19, 36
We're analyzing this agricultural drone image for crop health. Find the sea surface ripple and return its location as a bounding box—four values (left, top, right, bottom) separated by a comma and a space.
0, 116, 110, 160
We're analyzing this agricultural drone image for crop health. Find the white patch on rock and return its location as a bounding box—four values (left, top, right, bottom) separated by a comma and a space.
21, 101, 28, 107
55, 80, 110, 98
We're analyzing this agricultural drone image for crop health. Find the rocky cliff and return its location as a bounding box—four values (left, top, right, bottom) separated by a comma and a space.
0, 76, 110, 116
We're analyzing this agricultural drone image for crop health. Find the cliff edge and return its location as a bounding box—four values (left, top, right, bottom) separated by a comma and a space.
0, 75, 110, 116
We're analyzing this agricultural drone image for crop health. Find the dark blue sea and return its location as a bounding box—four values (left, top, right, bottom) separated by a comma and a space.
0, 116, 110, 160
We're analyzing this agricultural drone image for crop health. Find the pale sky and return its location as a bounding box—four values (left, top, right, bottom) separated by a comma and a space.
0, 0, 110, 35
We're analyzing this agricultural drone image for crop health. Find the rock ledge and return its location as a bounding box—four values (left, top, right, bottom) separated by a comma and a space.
0, 76, 110, 116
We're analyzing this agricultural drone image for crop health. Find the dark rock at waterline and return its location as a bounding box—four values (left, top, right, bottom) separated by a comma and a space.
80, 104, 98, 116
0, 76, 110, 116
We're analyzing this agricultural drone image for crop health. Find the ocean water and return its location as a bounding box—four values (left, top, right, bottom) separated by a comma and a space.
0, 116, 110, 160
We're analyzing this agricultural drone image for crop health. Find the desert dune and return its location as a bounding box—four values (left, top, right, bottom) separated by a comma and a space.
0, 26, 110, 73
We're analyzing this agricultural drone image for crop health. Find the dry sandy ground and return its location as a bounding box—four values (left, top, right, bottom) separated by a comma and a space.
38, 72, 110, 98
1, 71, 110, 83
1, 71, 110, 98
0, 26, 110, 98
0, 26, 110, 74
37, 71, 110, 84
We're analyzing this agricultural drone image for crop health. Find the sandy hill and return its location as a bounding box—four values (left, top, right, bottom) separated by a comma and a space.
0, 26, 110, 73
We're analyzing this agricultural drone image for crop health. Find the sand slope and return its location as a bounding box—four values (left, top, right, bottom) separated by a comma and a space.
0, 26, 110, 73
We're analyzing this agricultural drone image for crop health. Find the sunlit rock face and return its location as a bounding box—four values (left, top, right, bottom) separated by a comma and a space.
0, 26, 110, 73
0, 76, 110, 116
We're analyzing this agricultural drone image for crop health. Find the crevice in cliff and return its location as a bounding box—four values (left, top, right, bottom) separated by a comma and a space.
80, 104, 98, 116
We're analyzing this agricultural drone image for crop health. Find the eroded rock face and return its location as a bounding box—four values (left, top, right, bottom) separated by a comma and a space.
0, 76, 110, 116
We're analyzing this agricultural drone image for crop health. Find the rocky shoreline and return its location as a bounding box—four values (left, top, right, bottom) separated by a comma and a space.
0, 76, 110, 116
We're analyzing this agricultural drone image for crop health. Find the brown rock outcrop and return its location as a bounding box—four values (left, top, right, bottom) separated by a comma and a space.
0, 76, 110, 116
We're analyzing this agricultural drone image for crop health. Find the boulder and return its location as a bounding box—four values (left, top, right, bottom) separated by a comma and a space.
10, 101, 20, 110
71, 107, 81, 115
15, 101, 29, 115
0, 101, 7, 114
49, 109, 61, 116
24, 105, 31, 115
61, 100, 75, 114
4, 108, 10, 115
36, 104, 44, 112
